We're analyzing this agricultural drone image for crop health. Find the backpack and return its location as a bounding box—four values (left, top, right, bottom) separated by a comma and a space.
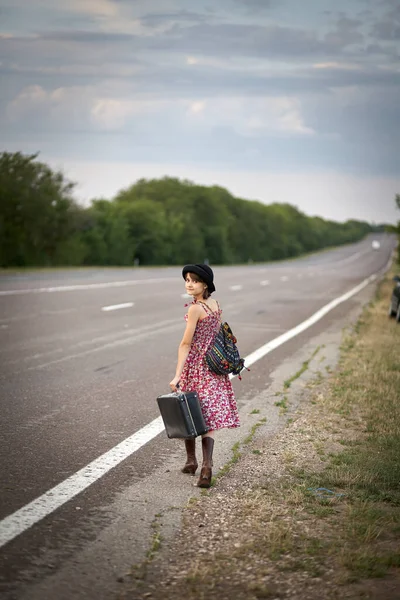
205, 321, 249, 379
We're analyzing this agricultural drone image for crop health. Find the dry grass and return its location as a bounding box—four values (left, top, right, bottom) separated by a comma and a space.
125, 271, 400, 600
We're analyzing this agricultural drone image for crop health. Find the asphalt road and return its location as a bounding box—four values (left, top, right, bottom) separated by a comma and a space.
0, 233, 395, 599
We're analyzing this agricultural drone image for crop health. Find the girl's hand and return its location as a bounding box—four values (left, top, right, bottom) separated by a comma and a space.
169, 376, 180, 392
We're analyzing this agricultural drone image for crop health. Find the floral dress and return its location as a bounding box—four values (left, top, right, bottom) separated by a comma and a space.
179, 300, 240, 431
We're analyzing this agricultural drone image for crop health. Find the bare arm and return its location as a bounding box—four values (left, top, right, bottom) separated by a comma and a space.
169, 304, 202, 390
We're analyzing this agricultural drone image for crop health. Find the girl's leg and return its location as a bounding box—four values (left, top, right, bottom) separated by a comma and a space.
182, 438, 198, 475
197, 431, 215, 488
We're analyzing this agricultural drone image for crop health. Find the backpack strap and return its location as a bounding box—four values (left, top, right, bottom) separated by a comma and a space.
198, 301, 213, 315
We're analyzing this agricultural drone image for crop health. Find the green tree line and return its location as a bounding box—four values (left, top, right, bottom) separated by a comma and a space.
0, 151, 385, 268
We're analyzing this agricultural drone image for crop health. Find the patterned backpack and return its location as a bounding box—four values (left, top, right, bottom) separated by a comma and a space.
206, 322, 248, 379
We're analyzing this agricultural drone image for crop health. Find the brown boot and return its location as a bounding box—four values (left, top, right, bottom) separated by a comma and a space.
197, 437, 214, 488
181, 438, 198, 475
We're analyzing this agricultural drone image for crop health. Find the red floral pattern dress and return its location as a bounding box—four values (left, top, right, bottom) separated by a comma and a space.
179, 301, 240, 431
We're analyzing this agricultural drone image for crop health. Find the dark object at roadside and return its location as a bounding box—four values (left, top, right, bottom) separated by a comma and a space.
388, 275, 400, 322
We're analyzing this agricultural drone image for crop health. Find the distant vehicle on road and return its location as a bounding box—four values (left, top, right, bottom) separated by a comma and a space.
389, 275, 400, 322
372, 240, 381, 250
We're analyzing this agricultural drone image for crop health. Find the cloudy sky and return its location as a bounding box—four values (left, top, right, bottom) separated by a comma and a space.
1, 0, 399, 224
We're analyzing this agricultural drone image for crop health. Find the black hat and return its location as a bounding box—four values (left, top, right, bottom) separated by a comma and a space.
182, 264, 216, 294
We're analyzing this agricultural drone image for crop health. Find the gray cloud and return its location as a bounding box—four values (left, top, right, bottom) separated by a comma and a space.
370, 1, 400, 40
0, 16, 370, 71
1, 6, 395, 92
2, 61, 399, 175
2, 45, 399, 104
1, 0, 400, 180
139, 10, 212, 27
151, 22, 364, 59
232, 0, 276, 12
372, 19, 400, 41
325, 15, 364, 47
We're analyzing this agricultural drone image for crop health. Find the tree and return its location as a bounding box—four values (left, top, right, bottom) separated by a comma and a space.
0, 152, 81, 266
118, 200, 169, 265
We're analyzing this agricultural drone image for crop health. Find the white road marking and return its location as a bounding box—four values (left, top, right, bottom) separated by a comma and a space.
40, 308, 78, 316
339, 250, 362, 264
320, 249, 369, 269
0, 277, 174, 297
244, 274, 376, 368
229, 285, 243, 291
0, 269, 382, 548
260, 280, 270, 286
0, 418, 165, 549
101, 302, 134, 312
280, 276, 288, 282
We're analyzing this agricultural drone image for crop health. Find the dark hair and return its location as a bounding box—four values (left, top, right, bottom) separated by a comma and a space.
185, 272, 211, 299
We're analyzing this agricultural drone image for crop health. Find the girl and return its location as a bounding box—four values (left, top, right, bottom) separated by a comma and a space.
169, 264, 240, 488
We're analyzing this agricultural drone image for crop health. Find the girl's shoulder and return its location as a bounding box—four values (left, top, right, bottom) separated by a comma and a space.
184, 302, 203, 322
187, 302, 204, 314
211, 298, 221, 311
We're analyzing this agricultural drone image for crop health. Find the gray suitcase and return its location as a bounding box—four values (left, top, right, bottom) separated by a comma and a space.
156, 391, 208, 439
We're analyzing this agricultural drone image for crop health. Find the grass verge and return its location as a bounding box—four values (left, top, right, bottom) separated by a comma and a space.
283, 345, 321, 389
